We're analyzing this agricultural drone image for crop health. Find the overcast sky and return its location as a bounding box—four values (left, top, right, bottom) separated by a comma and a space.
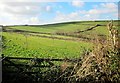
0, 0, 119, 25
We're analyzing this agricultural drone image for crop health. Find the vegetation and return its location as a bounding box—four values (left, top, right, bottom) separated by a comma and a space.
2, 20, 120, 83
67, 21, 120, 82
7, 20, 118, 35
2, 32, 92, 59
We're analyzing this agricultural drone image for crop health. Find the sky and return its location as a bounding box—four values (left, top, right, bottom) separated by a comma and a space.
0, 0, 119, 25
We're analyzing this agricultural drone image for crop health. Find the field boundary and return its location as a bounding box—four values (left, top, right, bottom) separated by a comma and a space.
2, 55, 81, 82
2, 55, 81, 72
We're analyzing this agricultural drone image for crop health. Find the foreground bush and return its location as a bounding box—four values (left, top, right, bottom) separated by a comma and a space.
66, 21, 120, 83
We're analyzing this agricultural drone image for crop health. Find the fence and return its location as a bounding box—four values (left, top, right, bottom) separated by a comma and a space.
2, 55, 81, 82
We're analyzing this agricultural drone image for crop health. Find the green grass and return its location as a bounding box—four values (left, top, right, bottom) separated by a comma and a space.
29, 33, 75, 39
9, 24, 90, 33
3, 32, 92, 59
3, 20, 119, 59
81, 26, 109, 36
8, 20, 118, 36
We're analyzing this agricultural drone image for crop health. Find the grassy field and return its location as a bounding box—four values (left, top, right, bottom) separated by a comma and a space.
2, 20, 120, 83
2, 32, 92, 59
2, 20, 119, 59
8, 20, 119, 35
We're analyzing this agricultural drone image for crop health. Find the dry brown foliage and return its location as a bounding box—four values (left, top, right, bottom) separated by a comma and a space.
67, 21, 120, 83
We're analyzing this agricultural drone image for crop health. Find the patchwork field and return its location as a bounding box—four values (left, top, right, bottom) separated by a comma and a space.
2, 20, 119, 59
2, 20, 120, 83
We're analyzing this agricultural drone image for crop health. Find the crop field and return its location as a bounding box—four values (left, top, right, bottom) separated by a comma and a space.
8, 21, 118, 34
2, 20, 120, 83
2, 20, 119, 59
2, 32, 92, 59
1, 0, 120, 82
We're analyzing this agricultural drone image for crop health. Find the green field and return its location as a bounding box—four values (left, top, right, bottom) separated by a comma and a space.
2, 20, 119, 59
8, 21, 118, 35
2, 32, 92, 59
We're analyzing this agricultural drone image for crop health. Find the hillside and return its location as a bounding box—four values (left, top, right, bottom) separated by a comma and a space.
2, 20, 120, 83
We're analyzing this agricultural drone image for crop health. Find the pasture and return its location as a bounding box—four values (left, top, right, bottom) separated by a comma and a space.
2, 20, 120, 83
2, 32, 92, 58
2, 20, 119, 59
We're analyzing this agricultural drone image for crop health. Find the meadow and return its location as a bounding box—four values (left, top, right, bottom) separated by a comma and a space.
2, 32, 92, 59
2, 20, 118, 59
8, 20, 116, 35
2, 20, 120, 83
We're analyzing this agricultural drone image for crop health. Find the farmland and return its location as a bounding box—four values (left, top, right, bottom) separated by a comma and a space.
2, 32, 92, 59
8, 21, 110, 34
2, 20, 120, 83
2, 20, 119, 59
